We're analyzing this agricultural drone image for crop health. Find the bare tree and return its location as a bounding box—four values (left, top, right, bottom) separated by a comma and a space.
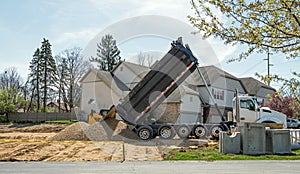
146, 54, 154, 67
137, 51, 146, 66
0, 67, 22, 90
55, 47, 92, 111
136, 52, 154, 67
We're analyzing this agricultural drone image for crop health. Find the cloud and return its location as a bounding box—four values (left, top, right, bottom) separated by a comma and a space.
52, 28, 100, 51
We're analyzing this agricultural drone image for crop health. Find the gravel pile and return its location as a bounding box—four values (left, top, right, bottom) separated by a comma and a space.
48, 118, 138, 141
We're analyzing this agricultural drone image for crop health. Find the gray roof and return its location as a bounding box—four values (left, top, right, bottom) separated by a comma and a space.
112, 61, 150, 78
240, 77, 276, 95
185, 65, 241, 86
80, 69, 130, 97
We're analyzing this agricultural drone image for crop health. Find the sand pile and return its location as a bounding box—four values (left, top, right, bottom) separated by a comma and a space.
48, 119, 138, 141
48, 122, 90, 141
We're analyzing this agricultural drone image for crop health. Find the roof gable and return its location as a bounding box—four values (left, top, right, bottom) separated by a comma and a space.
240, 77, 276, 95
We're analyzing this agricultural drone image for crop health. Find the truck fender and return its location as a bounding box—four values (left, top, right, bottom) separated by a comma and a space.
256, 116, 283, 125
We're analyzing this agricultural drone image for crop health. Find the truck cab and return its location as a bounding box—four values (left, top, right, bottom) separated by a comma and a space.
232, 95, 287, 128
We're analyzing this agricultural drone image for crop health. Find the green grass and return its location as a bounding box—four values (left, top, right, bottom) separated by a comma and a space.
45, 120, 78, 124
164, 146, 300, 160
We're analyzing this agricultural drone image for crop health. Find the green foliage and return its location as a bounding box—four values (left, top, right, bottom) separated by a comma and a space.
0, 88, 26, 115
189, 0, 300, 61
28, 38, 57, 112
256, 72, 300, 118
90, 34, 121, 71
164, 146, 300, 160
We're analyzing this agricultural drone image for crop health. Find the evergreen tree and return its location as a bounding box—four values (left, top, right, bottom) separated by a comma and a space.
28, 48, 41, 111
90, 34, 121, 71
28, 38, 57, 112
39, 38, 57, 112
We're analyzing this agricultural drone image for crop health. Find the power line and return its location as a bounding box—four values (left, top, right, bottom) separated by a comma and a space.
238, 59, 264, 76
264, 48, 274, 85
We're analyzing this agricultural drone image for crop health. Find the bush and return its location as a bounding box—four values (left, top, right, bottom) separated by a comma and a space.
0, 115, 7, 123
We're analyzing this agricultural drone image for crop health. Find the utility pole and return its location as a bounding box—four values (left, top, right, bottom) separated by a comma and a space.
264, 48, 273, 86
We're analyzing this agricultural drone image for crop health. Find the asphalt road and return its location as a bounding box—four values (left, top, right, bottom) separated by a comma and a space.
1, 160, 300, 174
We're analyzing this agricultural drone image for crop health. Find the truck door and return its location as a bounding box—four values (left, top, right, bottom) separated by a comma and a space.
239, 99, 259, 122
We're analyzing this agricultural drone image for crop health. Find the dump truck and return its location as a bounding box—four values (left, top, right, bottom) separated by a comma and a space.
89, 37, 287, 140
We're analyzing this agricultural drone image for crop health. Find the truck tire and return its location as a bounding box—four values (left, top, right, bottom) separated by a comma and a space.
210, 125, 223, 138
176, 125, 191, 139
158, 125, 175, 139
137, 126, 154, 140
193, 125, 207, 139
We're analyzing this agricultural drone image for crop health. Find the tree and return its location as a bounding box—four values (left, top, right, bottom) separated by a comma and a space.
189, 0, 300, 61
28, 48, 42, 111
39, 38, 57, 112
0, 88, 26, 116
256, 72, 300, 104
137, 52, 155, 67
263, 93, 300, 119
0, 67, 23, 90
28, 39, 57, 112
55, 47, 91, 111
90, 34, 121, 71
0, 68, 26, 113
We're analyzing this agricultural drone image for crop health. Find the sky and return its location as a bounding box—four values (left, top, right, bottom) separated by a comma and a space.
0, 0, 299, 89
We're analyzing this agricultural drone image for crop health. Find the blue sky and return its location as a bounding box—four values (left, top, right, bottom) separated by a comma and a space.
0, 0, 299, 89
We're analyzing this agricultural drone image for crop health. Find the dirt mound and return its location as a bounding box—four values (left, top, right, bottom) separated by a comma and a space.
0, 124, 68, 133
48, 119, 138, 141
48, 122, 90, 141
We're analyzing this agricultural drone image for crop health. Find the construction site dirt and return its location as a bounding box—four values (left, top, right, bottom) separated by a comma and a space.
0, 121, 207, 162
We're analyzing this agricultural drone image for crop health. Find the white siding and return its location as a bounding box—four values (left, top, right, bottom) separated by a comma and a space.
113, 64, 142, 89
80, 81, 121, 115
179, 94, 201, 123
197, 78, 246, 108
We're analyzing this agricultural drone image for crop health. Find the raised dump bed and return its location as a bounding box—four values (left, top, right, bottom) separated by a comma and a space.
116, 39, 197, 126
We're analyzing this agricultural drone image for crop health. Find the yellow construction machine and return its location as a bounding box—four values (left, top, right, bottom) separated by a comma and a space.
88, 106, 116, 124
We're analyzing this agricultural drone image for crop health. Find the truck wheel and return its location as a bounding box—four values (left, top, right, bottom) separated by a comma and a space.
193, 125, 207, 139
210, 125, 223, 138
137, 126, 153, 140
177, 125, 191, 139
158, 126, 175, 139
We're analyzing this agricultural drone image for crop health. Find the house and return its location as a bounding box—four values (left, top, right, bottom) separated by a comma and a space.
79, 69, 129, 116
112, 61, 150, 89
47, 101, 70, 112
240, 77, 276, 105
184, 65, 247, 123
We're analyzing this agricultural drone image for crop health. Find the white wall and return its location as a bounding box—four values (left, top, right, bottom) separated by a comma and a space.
113, 64, 142, 89
179, 93, 201, 123
197, 78, 246, 108
80, 81, 121, 115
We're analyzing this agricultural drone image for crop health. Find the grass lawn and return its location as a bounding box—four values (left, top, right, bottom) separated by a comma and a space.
164, 145, 300, 160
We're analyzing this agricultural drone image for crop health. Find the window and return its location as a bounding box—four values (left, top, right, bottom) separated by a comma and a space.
240, 99, 255, 110
212, 88, 224, 101
190, 96, 193, 102
120, 67, 123, 71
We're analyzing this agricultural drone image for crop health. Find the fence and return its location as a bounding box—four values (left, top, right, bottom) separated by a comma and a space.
7, 112, 78, 122
290, 129, 300, 149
